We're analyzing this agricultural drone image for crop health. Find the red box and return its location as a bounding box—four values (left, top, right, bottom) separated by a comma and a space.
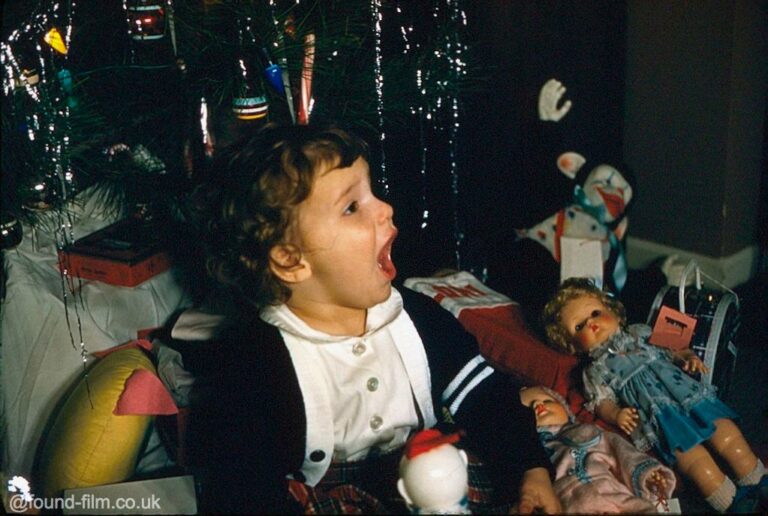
58, 218, 172, 287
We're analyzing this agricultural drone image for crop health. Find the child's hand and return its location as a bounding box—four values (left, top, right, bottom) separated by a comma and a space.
616, 407, 639, 435
675, 349, 708, 375
514, 467, 562, 514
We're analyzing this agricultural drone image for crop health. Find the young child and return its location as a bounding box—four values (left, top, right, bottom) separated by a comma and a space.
180, 124, 560, 513
520, 385, 675, 513
542, 277, 767, 512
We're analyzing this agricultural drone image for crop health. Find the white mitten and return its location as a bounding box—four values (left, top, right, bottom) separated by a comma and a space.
538, 78, 572, 122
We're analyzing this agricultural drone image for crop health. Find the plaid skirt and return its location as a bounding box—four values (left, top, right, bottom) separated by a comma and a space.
287, 450, 513, 514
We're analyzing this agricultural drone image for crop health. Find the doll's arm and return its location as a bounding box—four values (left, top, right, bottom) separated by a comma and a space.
605, 430, 676, 500
673, 348, 708, 375
596, 399, 639, 435
645, 469, 676, 506
516, 467, 562, 514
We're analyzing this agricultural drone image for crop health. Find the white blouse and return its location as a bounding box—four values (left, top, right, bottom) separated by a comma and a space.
261, 288, 435, 485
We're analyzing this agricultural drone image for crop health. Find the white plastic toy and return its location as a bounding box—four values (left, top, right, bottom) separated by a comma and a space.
397, 429, 470, 514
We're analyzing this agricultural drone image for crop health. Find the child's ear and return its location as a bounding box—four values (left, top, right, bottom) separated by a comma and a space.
269, 244, 311, 283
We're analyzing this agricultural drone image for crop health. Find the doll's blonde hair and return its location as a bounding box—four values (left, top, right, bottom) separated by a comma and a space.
541, 277, 626, 355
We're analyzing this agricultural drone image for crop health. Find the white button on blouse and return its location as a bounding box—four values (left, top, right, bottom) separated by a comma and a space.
367, 377, 379, 392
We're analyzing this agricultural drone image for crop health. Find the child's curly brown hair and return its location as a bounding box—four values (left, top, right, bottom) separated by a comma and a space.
197, 123, 368, 309
541, 277, 627, 355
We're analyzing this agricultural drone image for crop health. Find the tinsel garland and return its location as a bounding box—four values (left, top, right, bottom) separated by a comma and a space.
2, 0, 480, 226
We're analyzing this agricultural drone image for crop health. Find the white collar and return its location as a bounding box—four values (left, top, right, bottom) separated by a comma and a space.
260, 288, 404, 343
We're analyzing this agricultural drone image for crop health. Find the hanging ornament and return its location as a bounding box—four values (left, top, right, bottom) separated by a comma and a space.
132, 145, 167, 174
297, 33, 315, 125
199, 97, 215, 158
106, 143, 166, 174
232, 94, 268, 121
259, 47, 285, 95
57, 68, 78, 109
24, 181, 55, 211
43, 27, 68, 55
126, 0, 167, 41
0, 214, 23, 250
13, 68, 39, 90
283, 13, 297, 41
232, 20, 269, 122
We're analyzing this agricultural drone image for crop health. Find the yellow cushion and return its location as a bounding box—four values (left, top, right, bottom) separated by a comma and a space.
37, 348, 156, 497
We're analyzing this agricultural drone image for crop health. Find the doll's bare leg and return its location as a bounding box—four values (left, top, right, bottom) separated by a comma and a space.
675, 444, 726, 496
676, 444, 737, 511
707, 418, 762, 483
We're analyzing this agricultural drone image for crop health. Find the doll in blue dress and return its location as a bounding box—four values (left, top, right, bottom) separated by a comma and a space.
542, 277, 767, 512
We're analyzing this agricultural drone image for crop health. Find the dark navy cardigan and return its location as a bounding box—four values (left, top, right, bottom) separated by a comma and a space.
178, 288, 552, 513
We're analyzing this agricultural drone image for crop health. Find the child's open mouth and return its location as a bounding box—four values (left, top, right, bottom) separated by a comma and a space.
377, 229, 398, 281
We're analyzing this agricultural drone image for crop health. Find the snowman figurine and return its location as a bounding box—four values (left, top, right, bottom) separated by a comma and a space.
397, 429, 470, 515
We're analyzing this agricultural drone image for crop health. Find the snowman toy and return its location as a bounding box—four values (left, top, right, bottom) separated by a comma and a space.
397, 429, 470, 514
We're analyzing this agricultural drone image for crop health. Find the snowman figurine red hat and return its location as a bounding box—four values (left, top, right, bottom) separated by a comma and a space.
397, 429, 470, 514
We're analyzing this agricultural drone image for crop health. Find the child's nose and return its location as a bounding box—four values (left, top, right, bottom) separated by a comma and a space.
376, 198, 394, 223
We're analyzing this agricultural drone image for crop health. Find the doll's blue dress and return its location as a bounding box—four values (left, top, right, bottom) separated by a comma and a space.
582, 324, 739, 464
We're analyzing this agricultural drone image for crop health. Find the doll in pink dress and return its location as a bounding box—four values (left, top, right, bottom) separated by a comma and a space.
520, 385, 675, 513
542, 277, 767, 512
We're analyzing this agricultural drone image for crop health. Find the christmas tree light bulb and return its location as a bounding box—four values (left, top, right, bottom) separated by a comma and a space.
44, 28, 68, 55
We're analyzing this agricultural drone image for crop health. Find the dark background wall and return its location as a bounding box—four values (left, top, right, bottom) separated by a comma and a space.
623, 0, 767, 258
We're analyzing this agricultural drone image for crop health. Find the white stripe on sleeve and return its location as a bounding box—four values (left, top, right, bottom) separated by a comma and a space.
442, 354, 495, 414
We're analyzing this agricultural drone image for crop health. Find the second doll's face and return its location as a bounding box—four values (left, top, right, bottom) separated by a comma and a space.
560, 295, 620, 353
519, 387, 569, 427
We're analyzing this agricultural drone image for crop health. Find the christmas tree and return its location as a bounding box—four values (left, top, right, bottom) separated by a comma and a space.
1, 0, 476, 242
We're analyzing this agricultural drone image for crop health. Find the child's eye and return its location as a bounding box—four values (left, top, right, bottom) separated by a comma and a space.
575, 322, 585, 332
591, 310, 601, 317
343, 201, 359, 215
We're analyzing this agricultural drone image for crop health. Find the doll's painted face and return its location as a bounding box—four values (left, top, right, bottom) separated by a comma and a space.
520, 387, 569, 427
560, 294, 620, 353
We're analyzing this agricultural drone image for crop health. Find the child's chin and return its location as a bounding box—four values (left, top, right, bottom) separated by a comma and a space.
366, 283, 392, 306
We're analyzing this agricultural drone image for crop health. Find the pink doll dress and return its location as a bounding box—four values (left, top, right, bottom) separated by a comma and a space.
582, 325, 739, 464
538, 422, 676, 513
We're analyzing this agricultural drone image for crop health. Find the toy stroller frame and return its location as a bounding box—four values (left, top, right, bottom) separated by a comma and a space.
646, 261, 740, 391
